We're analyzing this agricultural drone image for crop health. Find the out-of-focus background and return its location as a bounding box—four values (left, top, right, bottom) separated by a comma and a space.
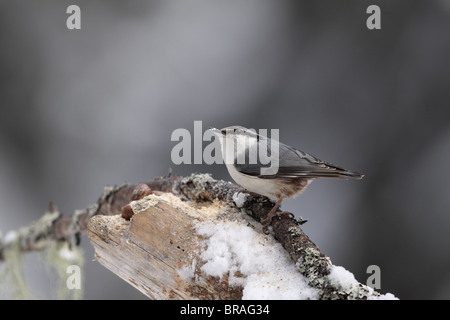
1, 0, 449, 299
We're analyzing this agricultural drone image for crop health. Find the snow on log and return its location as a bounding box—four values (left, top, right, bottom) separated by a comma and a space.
87, 173, 397, 300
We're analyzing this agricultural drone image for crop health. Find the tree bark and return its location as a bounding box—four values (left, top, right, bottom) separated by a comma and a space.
0, 173, 385, 299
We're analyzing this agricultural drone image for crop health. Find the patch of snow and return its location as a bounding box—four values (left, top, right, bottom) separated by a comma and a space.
58, 246, 77, 261
232, 192, 248, 208
368, 292, 398, 300
177, 258, 197, 282
194, 217, 318, 300
328, 265, 359, 291
328, 265, 398, 300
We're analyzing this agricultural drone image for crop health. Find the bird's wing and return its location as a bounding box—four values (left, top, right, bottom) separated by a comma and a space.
233, 135, 363, 179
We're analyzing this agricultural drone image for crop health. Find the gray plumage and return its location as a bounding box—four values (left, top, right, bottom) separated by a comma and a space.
210, 125, 363, 231
222, 126, 363, 180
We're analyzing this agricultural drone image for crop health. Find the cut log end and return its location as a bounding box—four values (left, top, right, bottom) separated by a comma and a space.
87, 193, 243, 299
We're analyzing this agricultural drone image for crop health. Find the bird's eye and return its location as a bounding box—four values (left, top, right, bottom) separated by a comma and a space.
221, 129, 226, 135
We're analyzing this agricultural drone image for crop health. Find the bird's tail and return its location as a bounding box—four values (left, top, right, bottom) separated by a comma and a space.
316, 170, 364, 179
307, 165, 364, 180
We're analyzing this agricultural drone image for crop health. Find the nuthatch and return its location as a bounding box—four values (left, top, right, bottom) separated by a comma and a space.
210, 126, 363, 231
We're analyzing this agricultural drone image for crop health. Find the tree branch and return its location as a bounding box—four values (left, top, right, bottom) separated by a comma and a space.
0, 173, 393, 300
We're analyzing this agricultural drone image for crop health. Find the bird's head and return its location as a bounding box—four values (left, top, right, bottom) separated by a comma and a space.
209, 126, 258, 145
208, 126, 261, 165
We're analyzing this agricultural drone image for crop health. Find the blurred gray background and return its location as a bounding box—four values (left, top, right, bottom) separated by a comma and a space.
1, 0, 449, 299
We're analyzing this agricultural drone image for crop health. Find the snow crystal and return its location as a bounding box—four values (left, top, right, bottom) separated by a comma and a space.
58, 246, 77, 261
328, 265, 359, 291
177, 258, 197, 282
232, 192, 248, 208
369, 292, 398, 300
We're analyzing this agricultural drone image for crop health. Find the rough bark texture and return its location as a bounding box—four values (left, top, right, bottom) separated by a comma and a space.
0, 173, 382, 299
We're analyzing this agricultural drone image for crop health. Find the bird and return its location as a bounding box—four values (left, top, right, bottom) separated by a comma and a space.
209, 125, 363, 231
